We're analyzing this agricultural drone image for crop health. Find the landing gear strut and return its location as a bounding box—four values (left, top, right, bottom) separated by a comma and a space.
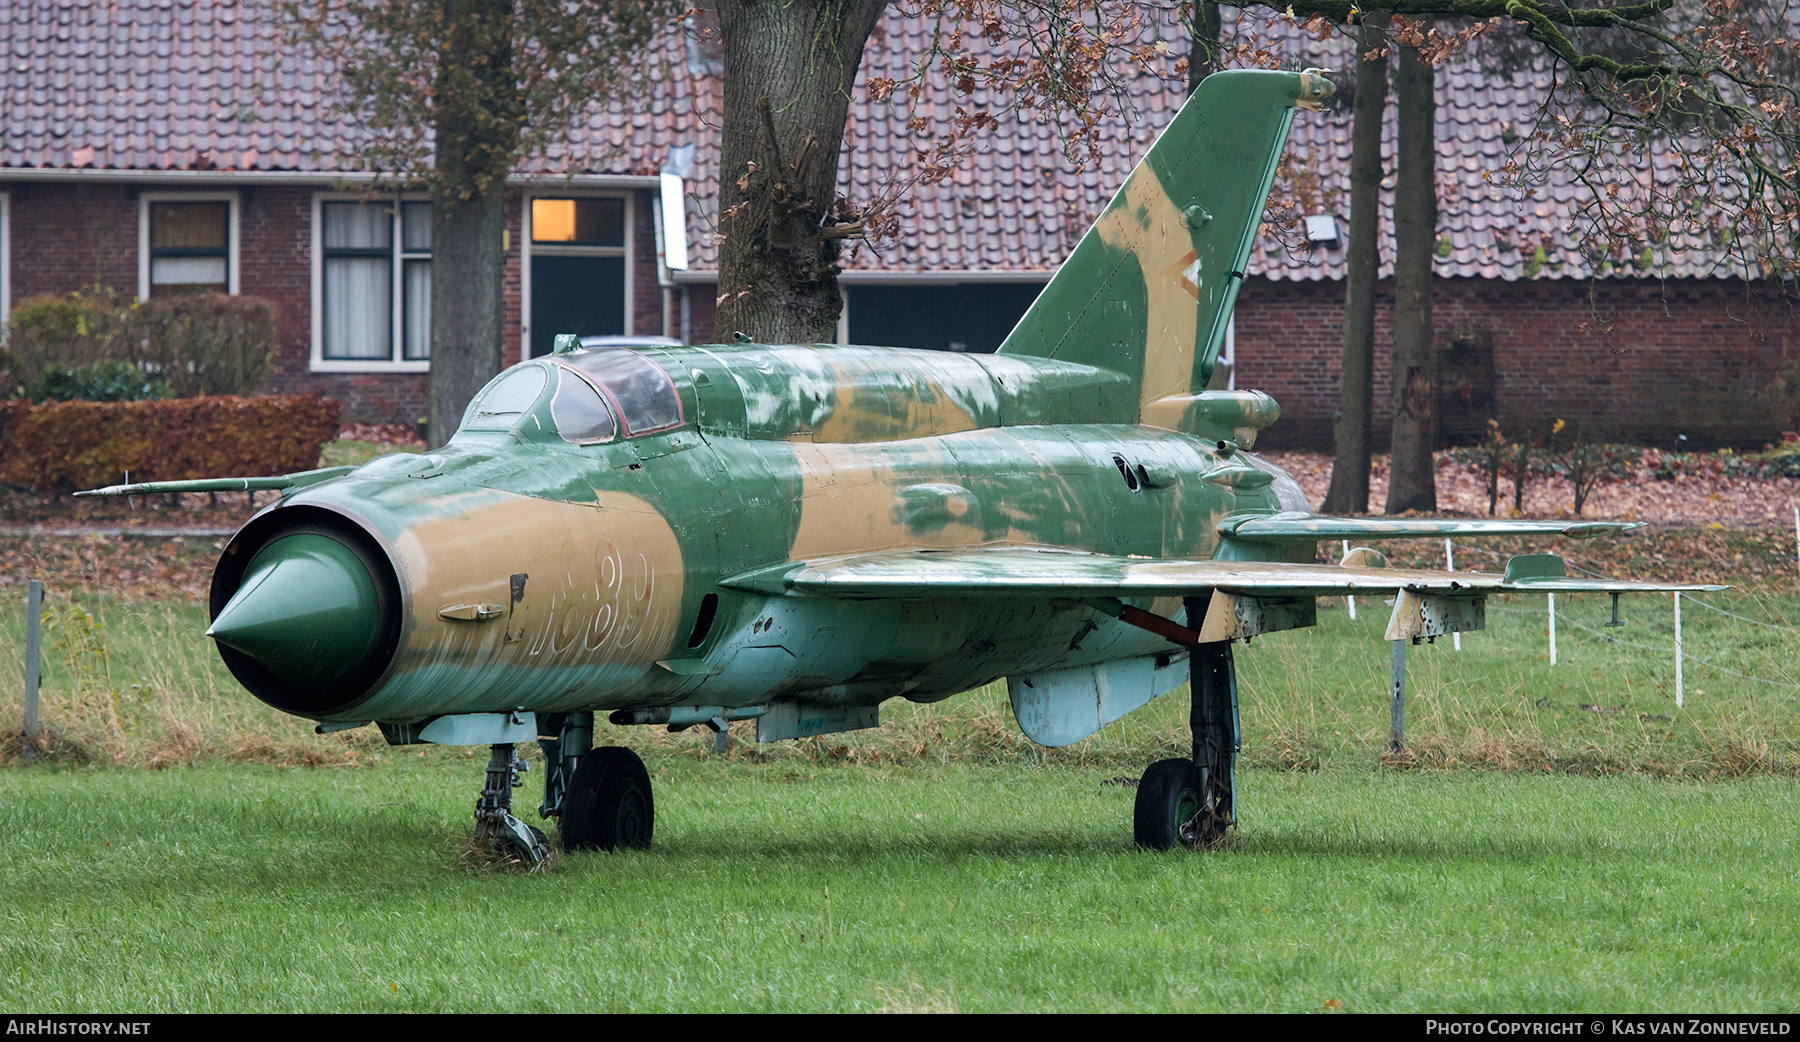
538, 710, 654, 852
536, 712, 594, 820
1135, 604, 1239, 849
474, 743, 551, 864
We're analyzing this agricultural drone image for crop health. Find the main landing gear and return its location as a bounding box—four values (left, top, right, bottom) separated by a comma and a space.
560, 747, 654, 851
1133, 613, 1239, 850
536, 712, 655, 854
470, 711, 656, 862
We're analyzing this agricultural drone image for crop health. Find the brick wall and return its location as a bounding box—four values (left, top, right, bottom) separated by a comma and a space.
7, 181, 138, 298
630, 187, 668, 338
8, 179, 1793, 445
1235, 276, 1799, 451
501, 194, 523, 368
684, 281, 718, 344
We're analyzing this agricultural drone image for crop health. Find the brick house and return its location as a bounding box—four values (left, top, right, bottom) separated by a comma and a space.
4, 2, 1792, 447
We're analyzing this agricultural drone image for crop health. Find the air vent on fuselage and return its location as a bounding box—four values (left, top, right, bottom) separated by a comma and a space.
1112, 453, 1142, 493
687, 593, 720, 649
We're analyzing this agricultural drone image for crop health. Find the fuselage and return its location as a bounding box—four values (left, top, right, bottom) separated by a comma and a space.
211, 342, 1310, 726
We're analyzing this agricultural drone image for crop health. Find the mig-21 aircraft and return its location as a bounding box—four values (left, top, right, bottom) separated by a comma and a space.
81, 69, 1719, 861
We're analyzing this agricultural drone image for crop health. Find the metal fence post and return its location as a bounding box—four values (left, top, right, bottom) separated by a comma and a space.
23, 580, 42, 763
1674, 592, 1684, 709
1445, 538, 1460, 651
1390, 639, 1407, 754
1548, 592, 1558, 667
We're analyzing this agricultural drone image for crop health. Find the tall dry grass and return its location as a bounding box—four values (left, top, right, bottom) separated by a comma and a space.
4, 589, 1797, 779
2, 596, 385, 768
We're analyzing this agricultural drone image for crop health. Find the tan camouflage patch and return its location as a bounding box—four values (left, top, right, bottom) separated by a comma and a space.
1093, 162, 1201, 426
392, 490, 686, 674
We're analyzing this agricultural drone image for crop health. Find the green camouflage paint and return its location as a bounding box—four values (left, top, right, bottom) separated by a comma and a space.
86, 69, 1715, 748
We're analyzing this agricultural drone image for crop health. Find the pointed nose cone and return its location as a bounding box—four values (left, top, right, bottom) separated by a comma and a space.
208, 533, 380, 686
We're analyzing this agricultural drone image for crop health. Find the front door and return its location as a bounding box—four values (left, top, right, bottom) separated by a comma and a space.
531, 255, 625, 357
529, 196, 628, 358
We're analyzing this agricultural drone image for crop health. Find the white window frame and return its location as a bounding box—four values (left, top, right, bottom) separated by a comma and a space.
138, 191, 240, 301
0, 192, 10, 322
309, 192, 433, 373
521, 190, 634, 360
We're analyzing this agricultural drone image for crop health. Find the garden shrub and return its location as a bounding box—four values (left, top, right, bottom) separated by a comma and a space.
4, 286, 279, 400
22, 360, 174, 403
0, 395, 341, 492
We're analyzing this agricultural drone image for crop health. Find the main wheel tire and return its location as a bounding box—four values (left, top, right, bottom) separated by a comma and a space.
561, 747, 654, 852
1133, 758, 1202, 850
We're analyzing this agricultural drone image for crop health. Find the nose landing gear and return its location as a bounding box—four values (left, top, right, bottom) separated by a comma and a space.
475, 743, 552, 864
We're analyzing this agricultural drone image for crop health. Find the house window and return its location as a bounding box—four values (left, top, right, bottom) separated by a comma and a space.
314, 198, 432, 366
844, 282, 1047, 353
149, 202, 229, 296
138, 192, 239, 300
525, 195, 630, 358
0, 192, 10, 320
531, 198, 624, 248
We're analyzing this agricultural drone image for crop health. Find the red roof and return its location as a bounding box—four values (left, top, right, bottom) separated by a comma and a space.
1, 1, 1739, 281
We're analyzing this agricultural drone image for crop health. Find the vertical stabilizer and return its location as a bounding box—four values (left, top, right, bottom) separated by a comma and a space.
997, 70, 1330, 430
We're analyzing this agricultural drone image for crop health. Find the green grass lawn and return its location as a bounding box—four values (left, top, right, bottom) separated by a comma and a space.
2, 583, 1798, 1011
1, 756, 1795, 1012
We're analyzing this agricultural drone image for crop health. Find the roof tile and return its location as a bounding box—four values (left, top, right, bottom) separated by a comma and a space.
2, 1, 1754, 281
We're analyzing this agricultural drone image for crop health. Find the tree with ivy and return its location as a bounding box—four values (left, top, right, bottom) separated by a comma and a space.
282, 0, 672, 445
710, 0, 1794, 515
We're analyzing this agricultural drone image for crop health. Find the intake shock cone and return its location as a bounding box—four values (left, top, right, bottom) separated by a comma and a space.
209, 515, 401, 717
208, 533, 380, 685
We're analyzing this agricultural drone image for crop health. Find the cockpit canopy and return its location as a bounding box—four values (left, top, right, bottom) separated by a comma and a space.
561, 348, 681, 436
459, 347, 683, 444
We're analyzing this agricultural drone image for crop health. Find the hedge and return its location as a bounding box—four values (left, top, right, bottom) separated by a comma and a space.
0, 395, 341, 493
3, 287, 279, 400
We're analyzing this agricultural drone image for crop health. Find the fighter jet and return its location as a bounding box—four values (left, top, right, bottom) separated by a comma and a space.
80, 69, 1718, 861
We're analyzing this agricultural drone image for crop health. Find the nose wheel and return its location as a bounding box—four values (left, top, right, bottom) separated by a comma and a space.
475, 743, 552, 864
560, 746, 655, 851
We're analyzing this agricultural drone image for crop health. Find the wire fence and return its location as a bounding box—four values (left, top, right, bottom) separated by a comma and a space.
1340, 538, 1800, 699
1677, 592, 1800, 636
1545, 600, 1797, 691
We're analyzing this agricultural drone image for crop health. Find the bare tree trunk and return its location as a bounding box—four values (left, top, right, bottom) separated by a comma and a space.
1321, 13, 1389, 515
427, 0, 519, 447
715, 0, 890, 344
1385, 26, 1438, 514
428, 193, 507, 448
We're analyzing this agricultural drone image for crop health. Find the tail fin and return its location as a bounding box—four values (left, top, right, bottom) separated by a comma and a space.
997, 69, 1330, 430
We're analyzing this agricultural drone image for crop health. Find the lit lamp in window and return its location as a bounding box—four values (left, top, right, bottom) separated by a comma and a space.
531, 198, 624, 246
